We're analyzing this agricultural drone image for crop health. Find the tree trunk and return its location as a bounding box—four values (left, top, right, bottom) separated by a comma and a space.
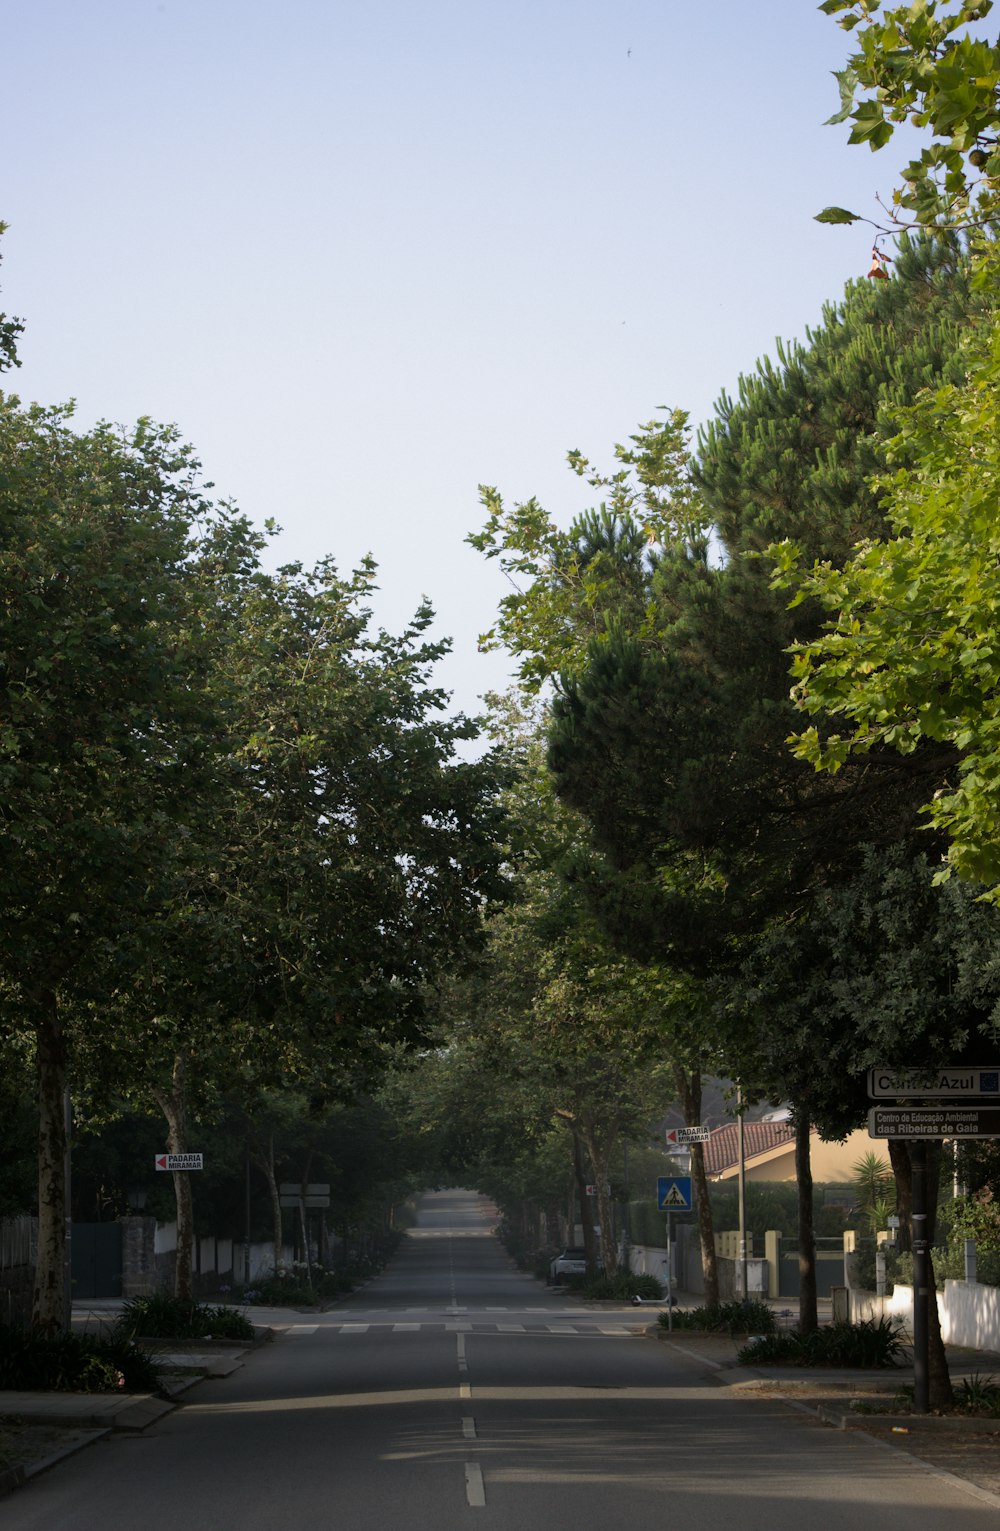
569, 1127, 598, 1275
298, 1152, 314, 1286
922, 1141, 953, 1410
580, 1120, 618, 1279
32, 992, 69, 1334
795, 1112, 818, 1334
673, 1064, 718, 1308
888, 1138, 912, 1253
255, 1132, 283, 1273
156, 1053, 194, 1301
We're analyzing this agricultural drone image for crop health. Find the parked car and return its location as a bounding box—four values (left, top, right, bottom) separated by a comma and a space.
547, 1247, 589, 1284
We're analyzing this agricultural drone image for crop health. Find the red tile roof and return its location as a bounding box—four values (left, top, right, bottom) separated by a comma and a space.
701, 1120, 797, 1176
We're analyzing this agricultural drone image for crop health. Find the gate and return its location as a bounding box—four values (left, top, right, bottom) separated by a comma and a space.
71, 1222, 123, 1299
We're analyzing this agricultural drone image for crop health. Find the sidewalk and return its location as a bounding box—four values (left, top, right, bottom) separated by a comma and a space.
655, 1323, 1000, 1508
0, 1330, 258, 1498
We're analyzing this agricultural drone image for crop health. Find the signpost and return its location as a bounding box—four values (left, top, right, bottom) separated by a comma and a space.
278, 1182, 331, 1209
868, 1068, 1000, 1099
868, 1106, 1000, 1139
155, 1153, 203, 1171
865, 1063, 1000, 1415
656, 1177, 692, 1334
665, 1126, 711, 1146
656, 1177, 692, 1211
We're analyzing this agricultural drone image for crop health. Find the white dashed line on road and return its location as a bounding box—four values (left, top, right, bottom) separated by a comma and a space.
465, 1462, 486, 1507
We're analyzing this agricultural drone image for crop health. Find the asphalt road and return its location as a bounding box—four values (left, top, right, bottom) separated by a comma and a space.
2, 1188, 997, 1528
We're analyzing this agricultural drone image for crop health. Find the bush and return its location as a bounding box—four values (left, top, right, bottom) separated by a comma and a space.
113, 1292, 255, 1343
583, 1273, 664, 1301
663, 1299, 777, 1337
247, 1264, 359, 1307
0, 1324, 161, 1393
738, 1317, 905, 1369
954, 1373, 1000, 1416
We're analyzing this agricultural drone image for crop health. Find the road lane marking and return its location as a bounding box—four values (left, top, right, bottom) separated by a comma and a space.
393, 1323, 419, 1332
459, 1382, 471, 1400
465, 1462, 486, 1507
462, 1416, 477, 1439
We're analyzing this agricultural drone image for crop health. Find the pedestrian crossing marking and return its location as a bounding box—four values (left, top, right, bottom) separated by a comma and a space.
285, 1320, 641, 1337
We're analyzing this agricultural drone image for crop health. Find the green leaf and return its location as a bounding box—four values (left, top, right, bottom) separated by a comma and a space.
825, 67, 860, 125
814, 206, 862, 223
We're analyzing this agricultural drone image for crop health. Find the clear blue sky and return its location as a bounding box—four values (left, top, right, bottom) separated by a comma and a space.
3, 1, 912, 719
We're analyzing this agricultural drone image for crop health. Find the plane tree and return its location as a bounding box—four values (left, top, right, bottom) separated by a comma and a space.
72, 552, 510, 1300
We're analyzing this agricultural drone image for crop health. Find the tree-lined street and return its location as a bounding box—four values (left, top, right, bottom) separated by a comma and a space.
1, 1191, 996, 1529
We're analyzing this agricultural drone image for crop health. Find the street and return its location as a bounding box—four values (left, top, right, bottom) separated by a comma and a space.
0, 1188, 996, 1529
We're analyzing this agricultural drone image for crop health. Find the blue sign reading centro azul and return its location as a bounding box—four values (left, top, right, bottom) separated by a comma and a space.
657, 1176, 692, 1211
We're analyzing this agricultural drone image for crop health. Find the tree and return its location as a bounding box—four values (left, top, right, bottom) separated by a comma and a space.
85, 550, 510, 1299
816, 1, 1000, 236
0, 390, 509, 1322
774, 316, 1000, 893
473, 241, 982, 1329
0, 395, 262, 1331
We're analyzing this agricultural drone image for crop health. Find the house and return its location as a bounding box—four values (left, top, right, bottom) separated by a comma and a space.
702, 1120, 888, 1184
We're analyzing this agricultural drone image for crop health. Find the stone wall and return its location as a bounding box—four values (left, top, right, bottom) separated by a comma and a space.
121, 1216, 157, 1298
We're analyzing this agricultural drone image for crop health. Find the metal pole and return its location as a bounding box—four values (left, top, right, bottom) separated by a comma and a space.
63, 1088, 72, 1332
665, 1211, 673, 1331
244, 1130, 252, 1291
622, 1141, 630, 1275
911, 1141, 929, 1414
737, 1085, 748, 1299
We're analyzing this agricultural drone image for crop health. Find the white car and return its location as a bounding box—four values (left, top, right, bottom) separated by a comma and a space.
548, 1247, 590, 1283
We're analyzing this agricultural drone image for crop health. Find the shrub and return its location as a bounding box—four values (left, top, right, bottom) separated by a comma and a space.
247, 1265, 356, 1306
738, 1317, 905, 1369
583, 1273, 664, 1301
0, 1324, 161, 1394
113, 1293, 255, 1343
954, 1373, 1000, 1416
662, 1299, 777, 1337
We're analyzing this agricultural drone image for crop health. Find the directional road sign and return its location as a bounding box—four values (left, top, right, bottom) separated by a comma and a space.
155, 1152, 204, 1171
868, 1068, 1000, 1099
868, 1107, 1000, 1139
665, 1126, 711, 1145
657, 1176, 693, 1211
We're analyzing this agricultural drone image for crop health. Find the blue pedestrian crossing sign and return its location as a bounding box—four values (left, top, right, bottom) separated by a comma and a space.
657, 1176, 692, 1211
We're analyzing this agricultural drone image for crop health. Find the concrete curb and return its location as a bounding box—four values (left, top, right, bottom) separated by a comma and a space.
0, 1428, 111, 1499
